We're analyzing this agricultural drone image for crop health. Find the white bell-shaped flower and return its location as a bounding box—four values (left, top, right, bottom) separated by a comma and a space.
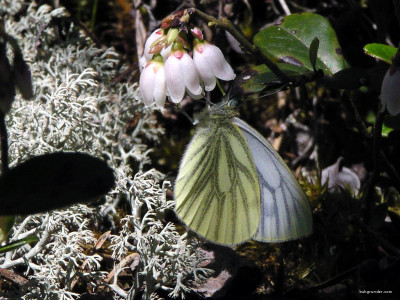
165, 50, 203, 103
381, 67, 400, 116
193, 41, 236, 91
139, 55, 167, 108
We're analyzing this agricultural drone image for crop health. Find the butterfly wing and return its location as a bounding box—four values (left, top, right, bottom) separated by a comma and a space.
175, 117, 260, 245
233, 117, 312, 242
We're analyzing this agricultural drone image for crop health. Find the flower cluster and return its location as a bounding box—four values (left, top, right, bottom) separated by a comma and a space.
139, 24, 236, 108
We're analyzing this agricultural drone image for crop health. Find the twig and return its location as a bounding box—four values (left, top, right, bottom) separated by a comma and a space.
363, 104, 384, 217
346, 93, 371, 138
309, 265, 358, 291
277, 0, 291, 16
361, 224, 400, 256
189, 8, 290, 83
0, 267, 29, 286
380, 150, 400, 188
372, 105, 383, 182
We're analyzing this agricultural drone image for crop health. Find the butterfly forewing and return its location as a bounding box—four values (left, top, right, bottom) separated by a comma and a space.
175, 115, 261, 245
233, 117, 313, 242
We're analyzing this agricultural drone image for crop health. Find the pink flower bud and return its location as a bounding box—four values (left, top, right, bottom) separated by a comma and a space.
190, 27, 204, 40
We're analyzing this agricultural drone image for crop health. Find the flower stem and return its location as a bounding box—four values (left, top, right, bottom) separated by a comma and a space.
189, 8, 290, 83
216, 78, 225, 96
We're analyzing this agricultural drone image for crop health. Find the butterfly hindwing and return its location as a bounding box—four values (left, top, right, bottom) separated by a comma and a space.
233, 117, 313, 242
175, 115, 260, 245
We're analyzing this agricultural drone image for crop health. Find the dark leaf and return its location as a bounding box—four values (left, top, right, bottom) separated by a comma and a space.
13, 53, 34, 100
318, 68, 369, 90
0, 41, 15, 113
0, 152, 115, 215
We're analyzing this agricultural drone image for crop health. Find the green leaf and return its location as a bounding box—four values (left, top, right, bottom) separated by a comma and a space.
229, 63, 309, 100
364, 43, 397, 64
383, 114, 400, 136
0, 235, 39, 254
254, 13, 348, 75
382, 122, 394, 138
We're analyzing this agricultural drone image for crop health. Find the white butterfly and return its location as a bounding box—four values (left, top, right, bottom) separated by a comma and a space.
175, 103, 312, 245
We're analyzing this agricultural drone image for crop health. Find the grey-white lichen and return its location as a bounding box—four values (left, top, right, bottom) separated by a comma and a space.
110, 172, 211, 299
0, 1, 209, 299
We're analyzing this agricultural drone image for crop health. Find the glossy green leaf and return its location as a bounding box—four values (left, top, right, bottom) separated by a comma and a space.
0, 235, 38, 254
254, 13, 348, 75
363, 43, 397, 64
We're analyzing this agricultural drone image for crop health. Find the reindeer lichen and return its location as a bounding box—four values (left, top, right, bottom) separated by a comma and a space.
0, 1, 208, 299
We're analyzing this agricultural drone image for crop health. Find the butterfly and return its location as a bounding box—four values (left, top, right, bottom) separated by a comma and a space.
174, 101, 312, 245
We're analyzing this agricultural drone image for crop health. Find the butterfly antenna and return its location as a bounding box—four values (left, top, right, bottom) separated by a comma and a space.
181, 109, 197, 125
249, 83, 291, 101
